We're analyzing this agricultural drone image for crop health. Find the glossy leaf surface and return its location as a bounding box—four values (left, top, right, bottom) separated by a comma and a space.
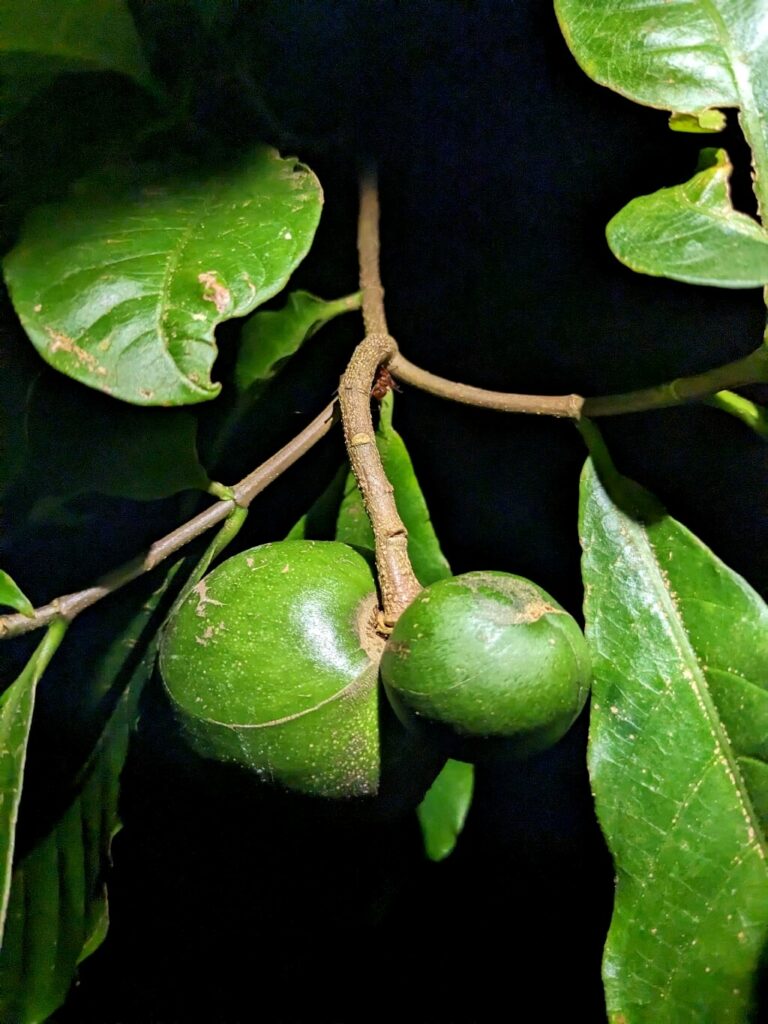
417, 758, 474, 861
555, 0, 768, 220
336, 393, 451, 587
607, 150, 768, 287
0, 567, 181, 1023
0, 569, 33, 616
580, 433, 768, 1023
235, 290, 360, 393
0, 621, 66, 945
0, 0, 151, 86
3, 149, 323, 406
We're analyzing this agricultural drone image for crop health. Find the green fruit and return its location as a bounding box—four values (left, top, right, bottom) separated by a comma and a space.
159, 540, 386, 799
380, 572, 591, 758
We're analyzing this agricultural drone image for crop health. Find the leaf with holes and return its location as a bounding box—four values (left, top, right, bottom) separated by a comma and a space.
3, 148, 323, 406
579, 424, 768, 1024
607, 149, 768, 288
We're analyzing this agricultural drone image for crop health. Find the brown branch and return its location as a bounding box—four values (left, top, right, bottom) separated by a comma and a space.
0, 400, 339, 640
388, 352, 584, 417
338, 169, 422, 629
388, 347, 768, 420
358, 169, 389, 337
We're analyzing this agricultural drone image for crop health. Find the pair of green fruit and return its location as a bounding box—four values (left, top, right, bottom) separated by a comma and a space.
159, 539, 591, 800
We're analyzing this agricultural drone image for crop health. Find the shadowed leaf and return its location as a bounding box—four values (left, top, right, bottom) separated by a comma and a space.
236, 290, 360, 394
0, 569, 33, 616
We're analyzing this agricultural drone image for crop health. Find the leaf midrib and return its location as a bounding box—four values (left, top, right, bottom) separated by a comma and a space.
603, 482, 768, 864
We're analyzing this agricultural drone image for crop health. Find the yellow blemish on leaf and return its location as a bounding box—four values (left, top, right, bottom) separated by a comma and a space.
46, 327, 101, 373
198, 271, 231, 313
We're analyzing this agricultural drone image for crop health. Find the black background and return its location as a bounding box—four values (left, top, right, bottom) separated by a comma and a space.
3, 1, 768, 1021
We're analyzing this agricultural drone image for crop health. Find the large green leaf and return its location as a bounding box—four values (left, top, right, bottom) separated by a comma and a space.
0, 0, 152, 86
416, 759, 474, 862
0, 569, 33, 616
336, 393, 452, 587
607, 149, 768, 287
554, 0, 768, 212
0, 620, 67, 945
3, 149, 323, 406
579, 426, 768, 1023
235, 290, 360, 393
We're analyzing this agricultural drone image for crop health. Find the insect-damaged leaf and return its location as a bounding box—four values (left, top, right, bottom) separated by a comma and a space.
3, 148, 323, 406
579, 424, 768, 1023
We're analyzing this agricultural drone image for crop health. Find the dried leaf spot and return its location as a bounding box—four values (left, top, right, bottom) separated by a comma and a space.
198, 271, 231, 313
33, 303, 42, 313
46, 328, 100, 373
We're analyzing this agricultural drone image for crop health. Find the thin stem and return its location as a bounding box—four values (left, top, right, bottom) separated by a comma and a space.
388, 352, 584, 417
582, 348, 768, 417
358, 169, 389, 336
0, 401, 339, 640
387, 347, 768, 421
338, 169, 422, 628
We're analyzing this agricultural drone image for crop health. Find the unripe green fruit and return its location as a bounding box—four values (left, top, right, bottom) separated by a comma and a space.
380, 572, 591, 758
160, 540, 387, 799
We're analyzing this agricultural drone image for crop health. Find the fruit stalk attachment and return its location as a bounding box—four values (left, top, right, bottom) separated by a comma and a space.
338, 170, 422, 629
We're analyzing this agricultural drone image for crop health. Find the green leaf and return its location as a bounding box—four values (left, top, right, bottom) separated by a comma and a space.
607, 149, 768, 288
235, 290, 361, 393
0, 0, 152, 87
0, 565, 184, 1023
0, 570, 33, 616
336, 393, 452, 587
3, 148, 323, 406
669, 110, 727, 134
579, 424, 768, 1023
0, 620, 67, 944
706, 390, 768, 437
286, 467, 349, 541
554, 0, 768, 212
417, 759, 474, 862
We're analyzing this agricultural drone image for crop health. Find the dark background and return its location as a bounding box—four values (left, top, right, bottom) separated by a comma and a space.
3, 1, 768, 1021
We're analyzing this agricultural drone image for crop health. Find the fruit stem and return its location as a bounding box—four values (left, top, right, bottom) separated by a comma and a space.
338, 170, 422, 629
